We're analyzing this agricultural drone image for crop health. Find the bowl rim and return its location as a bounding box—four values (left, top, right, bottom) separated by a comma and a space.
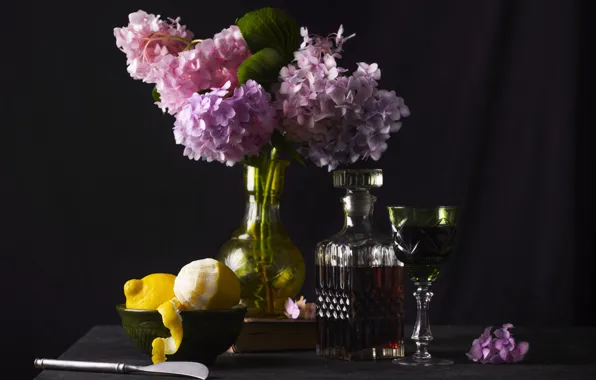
116, 304, 248, 314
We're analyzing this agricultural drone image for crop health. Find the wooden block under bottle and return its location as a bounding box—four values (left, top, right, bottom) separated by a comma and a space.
229, 318, 316, 353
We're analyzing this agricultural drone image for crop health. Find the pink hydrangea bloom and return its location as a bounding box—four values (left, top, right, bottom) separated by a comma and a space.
114, 10, 193, 81
467, 324, 530, 364
212, 25, 251, 83
153, 25, 251, 115
285, 296, 309, 319
284, 297, 301, 319
173, 80, 275, 166
275, 26, 410, 171
285, 296, 315, 320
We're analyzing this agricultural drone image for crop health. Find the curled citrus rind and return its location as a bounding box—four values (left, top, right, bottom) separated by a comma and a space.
151, 298, 183, 363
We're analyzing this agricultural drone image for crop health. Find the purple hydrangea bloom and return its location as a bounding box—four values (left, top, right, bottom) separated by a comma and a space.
467, 324, 530, 364
173, 80, 275, 166
275, 26, 410, 171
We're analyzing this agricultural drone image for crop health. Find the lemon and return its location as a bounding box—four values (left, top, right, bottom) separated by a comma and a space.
174, 258, 241, 310
124, 273, 176, 310
133, 259, 241, 363
151, 298, 184, 364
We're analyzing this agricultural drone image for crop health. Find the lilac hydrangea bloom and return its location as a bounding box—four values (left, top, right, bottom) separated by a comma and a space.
173, 80, 275, 166
275, 26, 410, 171
467, 324, 530, 364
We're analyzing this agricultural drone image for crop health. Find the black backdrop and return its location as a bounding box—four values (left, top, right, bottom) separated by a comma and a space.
9, 0, 595, 378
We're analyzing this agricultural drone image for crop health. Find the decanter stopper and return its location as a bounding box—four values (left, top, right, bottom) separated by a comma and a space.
332, 169, 383, 190
333, 169, 382, 216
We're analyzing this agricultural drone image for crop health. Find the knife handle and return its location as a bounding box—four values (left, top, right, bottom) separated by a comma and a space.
34, 358, 132, 373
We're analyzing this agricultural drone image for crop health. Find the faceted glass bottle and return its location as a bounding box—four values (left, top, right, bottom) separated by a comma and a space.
315, 169, 405, 360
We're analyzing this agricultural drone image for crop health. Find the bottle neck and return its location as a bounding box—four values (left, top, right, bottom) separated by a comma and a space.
341, 190, 375, 234
243, 195, 282, 228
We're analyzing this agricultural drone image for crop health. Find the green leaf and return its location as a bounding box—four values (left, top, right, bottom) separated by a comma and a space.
271, 130, 306, 167
237, 47, 285, 86
236, 7, 299, 61
152, 87, 160, 102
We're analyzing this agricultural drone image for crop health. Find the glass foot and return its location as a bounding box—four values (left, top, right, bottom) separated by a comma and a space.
392, 356, 454, 366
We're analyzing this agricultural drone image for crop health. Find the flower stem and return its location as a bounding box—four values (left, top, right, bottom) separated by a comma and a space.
259, 148, 278, 314
182, 39, 204, 52
141, 33, 193, 58
412, 281, 434, 361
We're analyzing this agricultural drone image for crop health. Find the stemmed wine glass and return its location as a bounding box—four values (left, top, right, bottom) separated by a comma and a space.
387, 206, 459, 366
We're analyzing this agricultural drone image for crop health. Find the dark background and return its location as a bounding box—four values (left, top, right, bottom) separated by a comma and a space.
8, 0, 594, 378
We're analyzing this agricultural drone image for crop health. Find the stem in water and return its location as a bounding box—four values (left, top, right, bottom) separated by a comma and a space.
259, 149, 278, 314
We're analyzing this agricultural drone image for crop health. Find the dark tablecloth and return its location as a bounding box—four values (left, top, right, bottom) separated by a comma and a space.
34, 325, 596, 379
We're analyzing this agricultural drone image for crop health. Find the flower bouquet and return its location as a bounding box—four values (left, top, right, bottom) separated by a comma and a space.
114, 7, 410, 316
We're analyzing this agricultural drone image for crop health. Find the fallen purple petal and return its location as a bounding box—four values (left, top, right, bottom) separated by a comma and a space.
466, 342, 484, 361
494, 328, 510, 339
482, 347, 491, 359
510, 341, 530, 363
467, 323, 529, 364
499, 348, 510, 361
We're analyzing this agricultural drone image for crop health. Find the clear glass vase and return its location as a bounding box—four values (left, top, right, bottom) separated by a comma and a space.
315, 169, 405, 360
217, 152, 305, 318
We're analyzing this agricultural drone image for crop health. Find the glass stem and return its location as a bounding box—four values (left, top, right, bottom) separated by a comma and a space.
412, 281, 433, 361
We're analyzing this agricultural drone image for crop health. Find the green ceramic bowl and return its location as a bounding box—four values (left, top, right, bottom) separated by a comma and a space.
116, 304, 247, 365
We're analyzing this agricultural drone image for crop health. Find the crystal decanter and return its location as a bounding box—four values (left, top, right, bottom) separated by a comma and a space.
315, 169, 404, 360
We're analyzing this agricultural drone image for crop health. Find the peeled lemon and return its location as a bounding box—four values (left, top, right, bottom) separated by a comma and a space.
124, 273, 176, 310
174, 258, 241, 310
149, 259, 241, 364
